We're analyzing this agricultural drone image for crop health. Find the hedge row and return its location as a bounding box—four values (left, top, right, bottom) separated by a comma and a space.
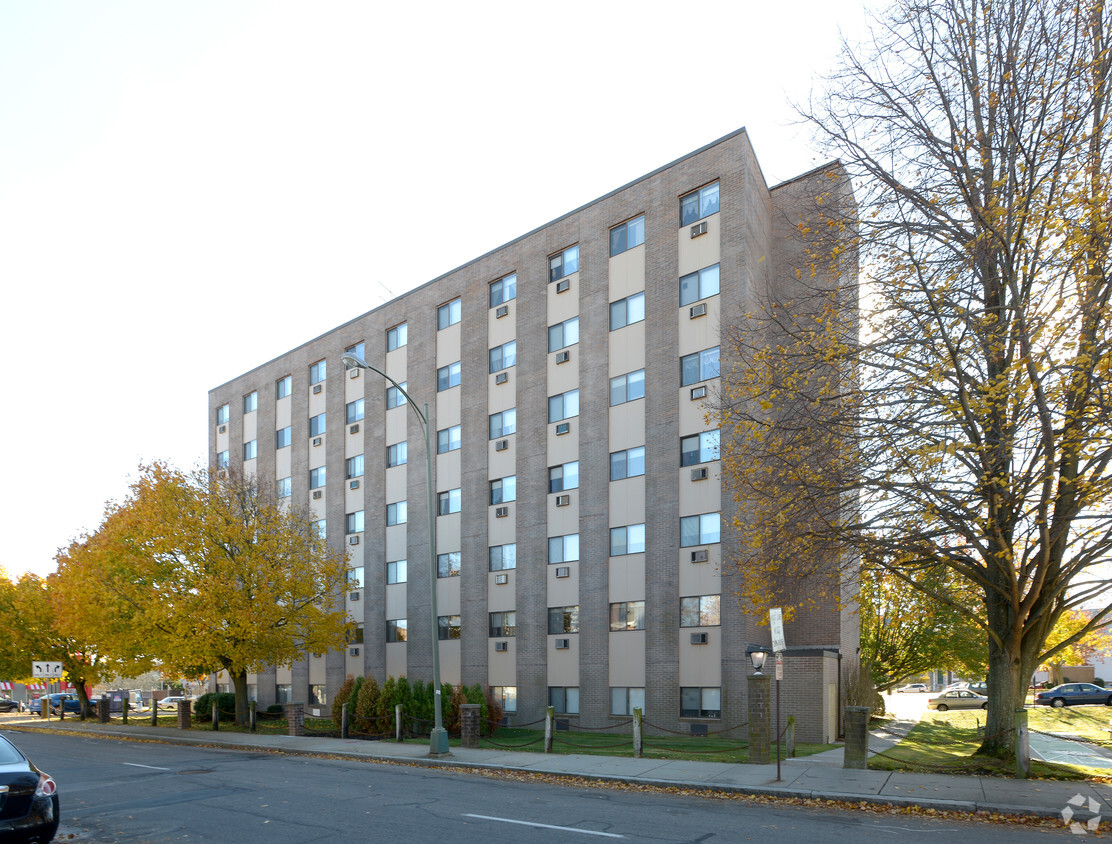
330, 676, 503, 735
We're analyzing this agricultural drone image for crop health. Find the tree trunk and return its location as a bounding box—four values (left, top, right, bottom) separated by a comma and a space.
230, 670, 250, 726
72, 679, 92, 719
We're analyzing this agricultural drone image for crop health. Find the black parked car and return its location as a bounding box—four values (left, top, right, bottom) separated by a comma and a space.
0, 733, 58, 841
0, 698, 21, 712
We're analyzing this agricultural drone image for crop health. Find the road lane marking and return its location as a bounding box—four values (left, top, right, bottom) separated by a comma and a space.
464, 814, 623, 837
123, 763, 171, 771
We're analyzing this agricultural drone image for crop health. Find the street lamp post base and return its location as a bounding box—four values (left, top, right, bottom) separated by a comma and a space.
428, 727, 450, 757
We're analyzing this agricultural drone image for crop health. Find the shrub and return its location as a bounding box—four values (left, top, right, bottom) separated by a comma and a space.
266, 704, 284, 714
193, 693, 236, 721
482, 684, 503, 736
354, 676, 381, 733
331, 676, 355, 729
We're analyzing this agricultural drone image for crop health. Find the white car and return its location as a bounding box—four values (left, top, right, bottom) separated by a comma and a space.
157, 696, 194, 710
897, 683, 928, 693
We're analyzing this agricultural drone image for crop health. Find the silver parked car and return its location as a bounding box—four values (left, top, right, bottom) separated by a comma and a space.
927, 689, 988, 711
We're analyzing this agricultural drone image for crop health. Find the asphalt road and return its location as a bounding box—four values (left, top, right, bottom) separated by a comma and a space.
5, 730, 1073, 842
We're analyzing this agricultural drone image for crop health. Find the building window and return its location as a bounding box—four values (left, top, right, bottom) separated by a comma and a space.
216, 450, 230, 469
276, 427, 292, 449
243, 392, 257, 414
348, 567, 365, 589
548, 389, 580, 423
437, 425, 461, 453
346, 511, 364, 534
680, 686, 721, 718
346, 455, 364, 479
610, 601, 646, 631
243, 440, 257, 461
387, 501, 407, 525
493, 686, 517, 712
681, 430, 720, 466
489, 543, 517, 571
387, 323, 408, 351
310, 360, 327, 385
346, 399, 365, 424
548, 534, 580, 564
346, 341, 365, 362
490, 476, 516, 505
490, 273, 517, 307
276, 376, 292, 399
680, 182, 720, 227
680, 347, 720, 386
437, 361, 461, 391
387, 559, 407, 584
350, 623, 365, 645
489, 408, 517, 439
548, 606, 579, 634
489, 341, 517, 373
680, 513, 721, 546
310, 467, 327, 489
680, 595, 721, 627
610, 524, 646, 556
548, 317, 579, 352
387, 442, 408, 467
610, 447, 646, 481
489, 611, 516, 637
610, 292, 646, 330
438, 615, 462, 640
437, 299, 461, 329
437, 489, 461, 515
314, 519, 326, 539
216, 405, 230, 426
609, 215, 645, 256
277, 477, 291, 498
679, 264, 721, 306
310, 685, 327, 706
549, 687, 580, 714
610, 369, 645, 406
276, 684, 292, 704
548, 245, 579, 282
310, 413, 327, 437
611, 687, 646, 716
386, 382, 408, 408
437, 551, 461, 578
387, 619, 407, 643
549, 461, 579, 493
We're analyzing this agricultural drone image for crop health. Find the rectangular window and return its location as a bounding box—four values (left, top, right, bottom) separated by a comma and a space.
680, 182, 720, 227
610, 601, 646, 631
243, 440, 257, 461
217, 450, 230, 468
216, 405, 230, 426
489, 273, 517, 307
548, 245, 579, 282
489, 611, 516, 637
437, 361, 461, 391
610, 524, 646, 556
310, 413, 327, 437
609, 215, 645, 256
681, 430, 720, 466
680, 346, 720, 386
386, 382, 408, 408
609, 369, 645, 406
549, 687, 580, 714
437, 299, 461, 329
277, 476, 291, 498
276, 427, 292, 449
437, 425, 461, 454
387, 442, 407, 467
489, 543, 517, 571
348, 567, 365, 589
610, 292, 646, 330
387, 323, 408, 351
387, 559, 407, 584
679, 264, 721, 306
548, 461, 579, 493
346, 399, 365, 424
548, 606, 580, 634
345, 511, 364, 534
346, 455, 364, 479
680, 595, 721, 627
310, 685, 327, 706
310, 360, 327, 384
490, 476, 516, 505
437, 615, 462, 640
493, 686, 517, 712
610, 446, 646, 481
548, 317, 579, 352
276, 376, 292, 398
489, 408, 517, 439
243, 392, 257, 414
387, 501, 407, 525
314, 519, 326, 539
346, 341, 365, 362
310, 467, 327, 489
548, 534, 580, 564
611, 687, 646, 716
387, 619, 407, 643
680, 686, 722, 719
680, 512, 721, 546
489, 341, 517, 373
276, 684, 292, 704
548, 389, 580, 423
437, 488, 461, 515
437, 551, 461, 578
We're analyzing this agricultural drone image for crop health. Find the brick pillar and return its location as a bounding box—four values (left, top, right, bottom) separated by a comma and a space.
177, 700, 192, 730
460, 704, 480, 748
98, 695, 110, 723
843, 705, 870, 769
747, 673, 771, 764
287, 703, 305, 736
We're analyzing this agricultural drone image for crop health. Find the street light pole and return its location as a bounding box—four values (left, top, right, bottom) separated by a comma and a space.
341, 353, 449, 756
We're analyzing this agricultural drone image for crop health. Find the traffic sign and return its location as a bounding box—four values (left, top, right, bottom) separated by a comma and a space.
32, 661, 63, 679
769, 607, 786, 653
775, 653, 784, 680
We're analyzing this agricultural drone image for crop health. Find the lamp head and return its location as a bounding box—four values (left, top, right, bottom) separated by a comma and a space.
341, 353, 368, 370
750, 650, 767, 672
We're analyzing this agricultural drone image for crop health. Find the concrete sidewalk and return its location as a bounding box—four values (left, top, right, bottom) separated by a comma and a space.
4, 714, 1111, 825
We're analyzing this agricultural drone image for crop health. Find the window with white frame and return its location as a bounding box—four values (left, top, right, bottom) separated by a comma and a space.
437, 361, 461, 391
680, 686, 721, 718
243, 440, 257, 461
387, 323, 408, 351
610, 446, 645, 480
680, 512, 720, 546
548, 534, 579, 564
679, 264, 721, 306
386, 382, 408, 408
276, 476, 291, 497
346, 455, 364, 478
609, 369, 645, 406
310, 360, 327, 384
346, 341, 365, 361
437, 299, 461, 329
680, 347, 720, 385
437, 551, 460, 578
310, 413, 327, 436
346, 510, 364, 534
387, 442, 407, 467
387, 501, 407, 525
387, 559, 407, 584
348, 567, 365, 588
276, 427, 292, 449
680, 182, 720, 226
548, 461, 579, 493
489, 543, 516, 571
387, 619, 407, 642
217, 450, 230, 468
489, 408, 516, 438
243, 392, 257, 414
609, 215, 645, 256
548, 389, 579, 423
437, 425, 461, 454
680, 595, 721, 626
489, 341, 516, 373
549, 686, 580, 714
489, 611, 516, 637
346, 399, 364, 424
310, 467, 326, 489
489, 273, 517, 307
611, 687, 646, 716
681, 430, 720, 466
548, 245, 579, 282
548, 317, 579, 352
437, 488, 461, 515
493, 686, 517, 712
610, 524, 646, 556
610, 292, 646, 330
490, 476, 516, 505
610, 601, 646, 631
548, 606, 579, 634
437, 615, 461, 640
216, 405, 230, 426
276, 376, 292, 398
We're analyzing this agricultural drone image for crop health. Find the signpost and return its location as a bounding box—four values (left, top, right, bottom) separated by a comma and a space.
768, 609, 785, 781
32, 662, 63, 679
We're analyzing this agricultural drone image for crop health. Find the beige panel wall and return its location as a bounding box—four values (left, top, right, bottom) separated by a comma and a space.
243, 412, 257, 442
346, 651, 363, 676
385, 525, 407, 561
276, 666, 292, 684
488, 366, 516, 402
546, 422, 579, 464
386, 643, 406, 679
488, 301, 516, 347
385, 466, 406, 503
216, 428, 229, 453
609, 476, 646, 526
678, 631, 723, 686
436, 453, 461, 490
276, 447, 291, 479
310, 498, 325, 521
438, 640, 461, 686
488, 641, 516, 685
547, 637, 579, 686
438, 386, 461, 427
308, 437, 326, 469
345, 483, 363, 514
677, 296, 721, 358
488, 440, 514, 477
608, 556, 645, 602
679, 557, 722, 599
608, 323, 646, 374
608, 245, 646, 300
546, 492, 579, 535
346, 591, 363, 622
346, 427, 362, 459
345, 367, 364, 402
608, 632, 646, 686
547, 564, 578, 605
309, 653, 326, 685
488, 572, 516, 611
608, 401, 646, 453
547, 352, 578, 394
386, 406, 407, 444
385, 584, 407, 620
436, 322, 461, 368
487, 508, 515, 545
679, 391, 714, 436
436, 576, 461, 615
276, 396, 291, 429
243, 458, 257, 478
678, 470, 721, 516
546, 271, 579, 323
385, 346, 407, 382
677, 211, 721, 276
308, 385, 326, 417
437, 513, 461, 554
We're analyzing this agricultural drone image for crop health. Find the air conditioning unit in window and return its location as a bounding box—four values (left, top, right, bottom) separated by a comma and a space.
496, 305, 509, 318
689, 302, 707, 318
690, 386, 707, 400
349, 647, 360, 657
495, 506, 509, 518
312, 490, 322, 500
348, 368, 360, 379
555, 350, 570, 364
690, 221, 708, 238
312, 436, 323, 446
494, 641, 508, 652
349, 423, 360, 434
350, 479, 360, 490
349, 535, 360, 545
313, 384, 323, 394
495, 573, 509, 585
218, 425, 227, 434
691, 467, 709, 481
690, 632, 709, 645
691, 549, 709, 563
555, 638, 570, 650
555, 422, 570, 435
556, 279, 570, 294
495, 372, 508, 385
495, 439, 509, 451
349, 591, 360, 601
555, 566, 570, 578
555, 494, 570, 507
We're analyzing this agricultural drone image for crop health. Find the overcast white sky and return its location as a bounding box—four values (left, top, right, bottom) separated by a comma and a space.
0, 0, 876, 578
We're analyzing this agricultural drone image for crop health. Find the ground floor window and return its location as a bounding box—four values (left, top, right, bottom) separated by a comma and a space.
610, 687, 645, 716
680, 687, 720, 718
492, 686, 517, 713
217, 684, 231, 694
309, 685, 327, 706
276, 684, 292, 704
549, 686, 580, 714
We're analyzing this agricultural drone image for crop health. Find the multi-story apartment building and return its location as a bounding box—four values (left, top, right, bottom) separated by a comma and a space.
208, 128, 858, 742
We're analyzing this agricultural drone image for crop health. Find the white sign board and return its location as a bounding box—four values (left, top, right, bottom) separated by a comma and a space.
775, 652, 784, 681
769, 607, 786, 654
32, 661, 63, 679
